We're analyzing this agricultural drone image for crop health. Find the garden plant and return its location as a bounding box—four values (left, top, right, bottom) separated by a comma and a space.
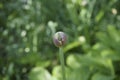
0, 0, 120, 80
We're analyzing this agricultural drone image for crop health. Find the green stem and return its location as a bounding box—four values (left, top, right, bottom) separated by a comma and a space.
59, 47, 66, 80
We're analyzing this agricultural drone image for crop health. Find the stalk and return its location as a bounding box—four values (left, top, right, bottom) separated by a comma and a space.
59, 47, 66, 80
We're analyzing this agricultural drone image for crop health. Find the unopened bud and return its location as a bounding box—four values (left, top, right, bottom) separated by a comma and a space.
53, 31, 67, 47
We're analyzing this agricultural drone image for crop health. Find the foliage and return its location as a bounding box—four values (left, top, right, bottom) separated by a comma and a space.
0, 0, 120, 80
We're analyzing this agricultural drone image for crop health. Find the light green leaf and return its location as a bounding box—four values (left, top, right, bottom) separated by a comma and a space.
92, 73, 114, 80
29, 67, 51, 80
66, 54, 81, 68
64, 40, 81, 53
95, 10, 104, 22
52, 65, 69, 80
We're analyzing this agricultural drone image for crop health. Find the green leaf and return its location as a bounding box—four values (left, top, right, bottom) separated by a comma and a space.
52, 66, 62, 80
66, 54, 81, 68
67, 66, 91, 80
29, 67, 51, 80
92, 73, 114, 80
67, 54, 114, 75
64, 40, 81, 53
101, 49, 120, 61
107, 26, 120, 51
95, 10, 104, 22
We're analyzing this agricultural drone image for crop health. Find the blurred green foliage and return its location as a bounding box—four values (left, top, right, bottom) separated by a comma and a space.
0, 0, 120, 80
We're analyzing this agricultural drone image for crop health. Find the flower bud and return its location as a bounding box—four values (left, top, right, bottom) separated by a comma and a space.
53, 31, 67, 47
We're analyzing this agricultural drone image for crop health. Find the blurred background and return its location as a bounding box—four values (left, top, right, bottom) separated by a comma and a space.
0, 0, 120, 80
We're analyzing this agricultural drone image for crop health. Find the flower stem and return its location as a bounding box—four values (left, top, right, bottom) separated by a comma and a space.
59, 47, 66, 80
